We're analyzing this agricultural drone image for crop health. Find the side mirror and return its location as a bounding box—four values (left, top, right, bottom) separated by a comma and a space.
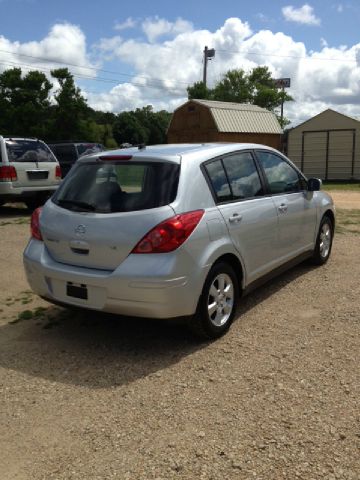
307, 178, 322, 192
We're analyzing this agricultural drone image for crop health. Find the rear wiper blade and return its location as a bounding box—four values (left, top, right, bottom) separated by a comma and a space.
57, 199, 96, 211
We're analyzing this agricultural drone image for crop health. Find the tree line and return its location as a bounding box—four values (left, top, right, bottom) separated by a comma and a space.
0, 65, 292, 147
0, 67, 171, 147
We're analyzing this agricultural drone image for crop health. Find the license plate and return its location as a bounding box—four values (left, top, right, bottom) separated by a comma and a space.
27, 170, 49, 180
66, 282, 88, 300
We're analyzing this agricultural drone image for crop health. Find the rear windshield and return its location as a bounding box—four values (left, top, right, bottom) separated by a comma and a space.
52, 161, 180, 213
6, 140, 56, 163
76, 143, 104, 157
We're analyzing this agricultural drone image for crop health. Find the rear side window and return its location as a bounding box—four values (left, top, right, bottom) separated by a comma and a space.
204, 151, 263, 203
204, 160, 231, 202
53, 162, 179, 213
6, 140, 56, 163
222, 152, 263, 199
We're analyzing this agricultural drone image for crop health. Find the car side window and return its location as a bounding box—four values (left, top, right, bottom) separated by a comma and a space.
204, 159, 231, 202
256, 151, 302, 194
222, 152, 263, 199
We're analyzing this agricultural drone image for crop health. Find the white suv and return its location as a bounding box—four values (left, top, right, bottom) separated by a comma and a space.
0, 136, 61, 210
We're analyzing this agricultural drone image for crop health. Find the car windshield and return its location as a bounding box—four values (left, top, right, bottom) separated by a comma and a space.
6, 140, 56, 162
52, 161, 180, 213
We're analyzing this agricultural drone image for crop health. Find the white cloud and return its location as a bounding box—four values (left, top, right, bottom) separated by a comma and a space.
2, 18, 360, 129
0, 23, 96, 78
93, 16, 360, 127
337, 4, 344, 13
114, 17, 137, 31
142, 16, 193, 43
282, 4, 321, 25
320, 37, 328, 47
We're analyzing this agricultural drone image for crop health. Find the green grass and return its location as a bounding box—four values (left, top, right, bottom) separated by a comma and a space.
335, 208, 360, 235
323, 182, 360, 191
0, 217, 30, 227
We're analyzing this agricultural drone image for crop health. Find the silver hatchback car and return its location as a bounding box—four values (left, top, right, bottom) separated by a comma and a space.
23, 143, 335, 339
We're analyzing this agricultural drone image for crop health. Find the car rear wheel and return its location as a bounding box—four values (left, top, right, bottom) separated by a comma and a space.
312, 215, 333, 265
189, 262, 239, 340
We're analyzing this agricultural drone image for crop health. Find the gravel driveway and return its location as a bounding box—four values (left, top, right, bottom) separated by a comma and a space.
0, 194, 359, 480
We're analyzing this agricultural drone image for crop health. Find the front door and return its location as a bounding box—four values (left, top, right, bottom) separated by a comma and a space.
255, 150, 318, 261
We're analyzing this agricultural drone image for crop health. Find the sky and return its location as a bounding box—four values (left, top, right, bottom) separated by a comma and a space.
1, 0, 360, 126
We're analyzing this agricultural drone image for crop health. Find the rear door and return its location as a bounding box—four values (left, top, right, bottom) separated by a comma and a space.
255, 150, 318, 259
5, 139, 59, 187
203, 151, 279, 284
41, 160, 180, 270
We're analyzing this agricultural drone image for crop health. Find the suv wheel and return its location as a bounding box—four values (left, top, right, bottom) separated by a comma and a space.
25, 196, 46, 211
189, 262, 239, 340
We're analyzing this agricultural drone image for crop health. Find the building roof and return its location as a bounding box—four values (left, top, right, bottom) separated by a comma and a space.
189, 99, 282, 134
291, 108, 360, 130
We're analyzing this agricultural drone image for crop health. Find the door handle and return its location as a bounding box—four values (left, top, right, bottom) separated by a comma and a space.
278, 203, 288, 213
229, 213, 242, 223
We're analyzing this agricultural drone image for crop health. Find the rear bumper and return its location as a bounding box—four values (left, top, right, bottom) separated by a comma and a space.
23, 239, 206, 319
0, 183, 59, 199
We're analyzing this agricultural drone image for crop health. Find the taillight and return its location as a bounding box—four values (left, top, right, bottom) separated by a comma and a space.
55, 165, 62, 179
0, 165, 17, 182
31, 207, 43, 241
132, 210, 204, 254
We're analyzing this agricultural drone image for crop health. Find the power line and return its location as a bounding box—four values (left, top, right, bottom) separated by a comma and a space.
0, 48, 193, 86
0, 59, 185, 95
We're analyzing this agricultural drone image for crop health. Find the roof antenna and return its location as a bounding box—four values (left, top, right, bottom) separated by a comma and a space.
138, 143, 146, 150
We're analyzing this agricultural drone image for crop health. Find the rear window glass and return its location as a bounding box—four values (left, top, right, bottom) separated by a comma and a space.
76, 143, 104, 157
6, 140, 56, 163
53, 161, 180, 213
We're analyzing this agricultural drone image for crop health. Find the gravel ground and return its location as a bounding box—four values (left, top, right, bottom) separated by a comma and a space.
0, 196, 359, 480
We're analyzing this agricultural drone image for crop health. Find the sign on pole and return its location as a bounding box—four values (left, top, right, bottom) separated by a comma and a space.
274, 78, 291, 88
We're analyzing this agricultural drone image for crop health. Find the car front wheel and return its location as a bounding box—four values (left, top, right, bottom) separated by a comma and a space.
312, 215, 333, 265
189, 262, 239, 340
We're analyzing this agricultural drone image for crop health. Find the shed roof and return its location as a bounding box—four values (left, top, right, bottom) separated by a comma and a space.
187, 99, 282, 134
291, 108, 360, 130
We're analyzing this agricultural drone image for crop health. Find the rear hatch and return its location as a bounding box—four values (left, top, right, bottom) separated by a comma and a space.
41, 158, 180, 270
5, 139, 60, 187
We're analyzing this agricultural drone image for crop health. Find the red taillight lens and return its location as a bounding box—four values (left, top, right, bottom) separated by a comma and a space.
31, 207, 43, 241
55, 165, 62, 179
132, 210, 204, 254
0, 165, 17, 182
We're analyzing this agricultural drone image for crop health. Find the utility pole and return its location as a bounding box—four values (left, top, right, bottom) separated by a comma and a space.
203, 46, 215, 88
273, 77, 291, 127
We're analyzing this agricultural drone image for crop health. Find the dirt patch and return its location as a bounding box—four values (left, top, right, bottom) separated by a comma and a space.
325, 190, 360, 209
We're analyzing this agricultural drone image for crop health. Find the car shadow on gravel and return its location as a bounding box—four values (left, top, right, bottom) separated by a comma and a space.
0, 261, 317, 389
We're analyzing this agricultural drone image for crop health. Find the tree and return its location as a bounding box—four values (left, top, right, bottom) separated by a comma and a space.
187, 66, 293, 127
187, 81, 212, 100
48, 68, 88, 141
113, 111, 148, 145
113, 106, 172, 146
0, 68, 52, 137
134, 106, 171, 144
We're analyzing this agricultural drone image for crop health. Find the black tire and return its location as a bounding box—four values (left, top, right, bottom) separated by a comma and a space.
189, 262, 239, 340
312, 214, 333, 265
25, 196, 46, 212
